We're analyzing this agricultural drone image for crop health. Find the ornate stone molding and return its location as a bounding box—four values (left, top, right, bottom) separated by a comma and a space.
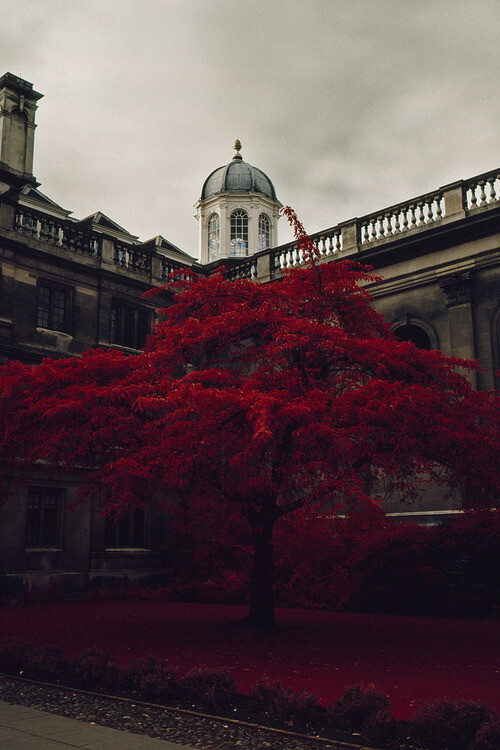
439, 271, 473, 306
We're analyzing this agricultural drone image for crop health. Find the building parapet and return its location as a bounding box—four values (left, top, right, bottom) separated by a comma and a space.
223, 168, 500, 282
7, 167, 500, 286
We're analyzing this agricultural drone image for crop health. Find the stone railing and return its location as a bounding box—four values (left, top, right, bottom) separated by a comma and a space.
223, 167, 499, 282
15, 210, 100, 257
224, 257, 258, 281
113, 244, 151, 275
359, 189, 444, 245
464, 169, 499, 209
161, 257, 197, 281
12, 167, 499, 286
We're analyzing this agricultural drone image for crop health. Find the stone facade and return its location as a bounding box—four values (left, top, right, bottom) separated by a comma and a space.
0, 72, 498, 597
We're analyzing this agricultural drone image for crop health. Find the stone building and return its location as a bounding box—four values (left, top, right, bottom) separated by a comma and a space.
0, 72, 498, 597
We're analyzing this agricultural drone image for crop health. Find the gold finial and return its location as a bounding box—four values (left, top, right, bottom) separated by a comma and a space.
233, 139, 242, 160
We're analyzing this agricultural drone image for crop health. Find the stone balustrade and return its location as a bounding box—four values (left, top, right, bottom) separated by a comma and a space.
464, 169, 499, 209
12, 167, 500, 286
223, 167, 500, 282
161, 258, 195, 281
113, 244, 151, 275
359, 190, 444, 245
15, 210, 100, 258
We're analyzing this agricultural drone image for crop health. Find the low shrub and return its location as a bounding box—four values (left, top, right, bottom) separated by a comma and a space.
0, 638, 31, 673
27, 645, 66, 681
469, 716, 500, 750
179, 667, 236, 709
328, 683, 390, 731
412, 699, 494, 750
122, 657, 177, 702
68, 649, 118, 690
252, 678, 320, 726
363, 709, 400, 747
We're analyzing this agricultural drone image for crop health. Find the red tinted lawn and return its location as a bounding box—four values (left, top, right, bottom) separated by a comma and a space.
1, 601, 498, 719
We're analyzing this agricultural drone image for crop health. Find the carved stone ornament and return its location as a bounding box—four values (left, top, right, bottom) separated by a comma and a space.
440, 271, 473, 306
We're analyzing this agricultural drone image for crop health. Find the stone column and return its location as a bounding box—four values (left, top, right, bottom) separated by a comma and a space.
440, 271, 477, 386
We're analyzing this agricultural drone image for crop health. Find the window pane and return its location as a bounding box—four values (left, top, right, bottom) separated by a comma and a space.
52, 289, 66, 332
37, 285, 50, 328
42, 494, 58, 545
26, 488, 61, 547
258, 213, 270, 251
208, 214, 220, 261
26, 492, 41, 545
230, 210, 248, 256
110, 302, 150, 349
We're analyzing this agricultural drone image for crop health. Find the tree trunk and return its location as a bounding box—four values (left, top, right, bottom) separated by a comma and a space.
246, 519, 276, 629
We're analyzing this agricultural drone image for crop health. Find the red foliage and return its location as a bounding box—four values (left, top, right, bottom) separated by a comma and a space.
0, 212, 498, 627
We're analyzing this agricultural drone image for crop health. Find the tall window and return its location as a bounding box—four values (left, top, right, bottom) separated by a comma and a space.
105, 508, 146, 548
258, 213, 271, 251
207, 213, 220, 261
230, 209, 248, 256
110, 302, 150, 349
37, 282, 69, 332
26, 487, 64, 547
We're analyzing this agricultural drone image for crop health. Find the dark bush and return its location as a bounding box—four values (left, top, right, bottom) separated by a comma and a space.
252, 678, 320, 725
0, 639, 31, 673
179, 667, 236, 709
328, 683, 390, 731
27, 645, 66, 681
469, 716, 500, 750
122, 657, 177, 702
363, 709, 400, 747
413, 699, 493, 750
68, 649, 118, 690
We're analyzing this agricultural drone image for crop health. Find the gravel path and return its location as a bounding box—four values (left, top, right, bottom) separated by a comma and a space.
0, 676, 369, 750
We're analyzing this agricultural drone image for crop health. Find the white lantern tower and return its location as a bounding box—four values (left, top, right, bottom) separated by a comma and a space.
195, 141, 281, 265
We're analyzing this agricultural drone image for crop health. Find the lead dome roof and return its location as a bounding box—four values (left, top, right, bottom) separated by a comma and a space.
201, 142, 277, 201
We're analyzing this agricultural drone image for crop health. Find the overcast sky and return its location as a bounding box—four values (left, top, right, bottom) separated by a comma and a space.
2, 0, 499, 258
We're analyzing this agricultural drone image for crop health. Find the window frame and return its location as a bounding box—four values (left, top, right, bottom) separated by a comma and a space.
258, 213, 271, 252
230, 209, 249, 256
110, 300, 151, 350
36, 280, 72, 333
104, 507, 148, 549
207, 213, 221, 261
25, 487, 65, 549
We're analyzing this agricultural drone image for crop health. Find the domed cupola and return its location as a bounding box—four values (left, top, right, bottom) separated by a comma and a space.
195, 141, 281, 265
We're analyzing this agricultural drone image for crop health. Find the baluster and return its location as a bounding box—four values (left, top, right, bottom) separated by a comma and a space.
408, 204, 417, 228
335, 231, 342, 253
491, 177, 499, 202
384, 213, 393, 236
478, 180, 487, 206
434, 194, 443, 219
469, 184, 478, 208
416, 201, 425, 225
401, 208, 409, 232
424, 196, 434, 224
393, 209, 403, 233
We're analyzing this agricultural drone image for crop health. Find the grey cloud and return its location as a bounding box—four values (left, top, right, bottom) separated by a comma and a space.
1, 0, 499, 253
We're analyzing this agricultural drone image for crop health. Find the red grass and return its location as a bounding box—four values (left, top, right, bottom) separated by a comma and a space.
1, 601, 498, 719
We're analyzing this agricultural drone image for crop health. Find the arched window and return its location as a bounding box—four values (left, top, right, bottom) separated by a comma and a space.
230, 209, 248, 256
393, 324, 432, 350
207, 213, 220, 261
258, 213, 271, 251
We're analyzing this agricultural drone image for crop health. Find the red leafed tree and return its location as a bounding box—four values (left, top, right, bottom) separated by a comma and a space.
0, 208, 498, 628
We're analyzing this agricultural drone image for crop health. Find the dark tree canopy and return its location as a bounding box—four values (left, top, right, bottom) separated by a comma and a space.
1, 210, 498, 627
